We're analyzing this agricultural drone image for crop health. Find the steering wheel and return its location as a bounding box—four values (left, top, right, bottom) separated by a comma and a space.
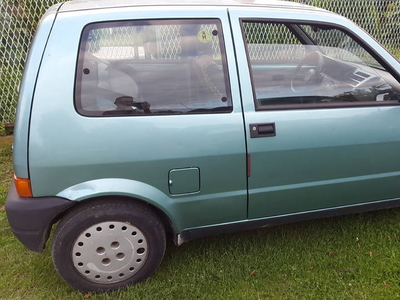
291, 51, 324, 93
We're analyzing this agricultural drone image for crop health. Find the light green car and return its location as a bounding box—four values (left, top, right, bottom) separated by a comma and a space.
6, 0, 400, 292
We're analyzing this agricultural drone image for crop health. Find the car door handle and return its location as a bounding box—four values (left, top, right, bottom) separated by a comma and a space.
250, 123, 276, 138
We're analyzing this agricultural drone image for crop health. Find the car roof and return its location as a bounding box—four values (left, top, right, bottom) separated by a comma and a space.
59, 0, 326, 13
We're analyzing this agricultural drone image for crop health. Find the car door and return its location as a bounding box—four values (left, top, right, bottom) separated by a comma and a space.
229, 8, 400, 219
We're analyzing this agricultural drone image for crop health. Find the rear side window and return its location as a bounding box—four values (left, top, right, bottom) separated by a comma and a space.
75, 19, 232, 116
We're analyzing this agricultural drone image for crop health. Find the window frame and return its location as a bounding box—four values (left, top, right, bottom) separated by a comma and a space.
74, 18, 233, 117
240, 18, 400, 111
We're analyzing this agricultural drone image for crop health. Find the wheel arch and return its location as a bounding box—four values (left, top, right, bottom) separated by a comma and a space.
53, 195, 176, 241
54, 178, 179, 232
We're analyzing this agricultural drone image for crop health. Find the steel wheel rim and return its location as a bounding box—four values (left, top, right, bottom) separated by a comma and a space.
72, 221, 148, 284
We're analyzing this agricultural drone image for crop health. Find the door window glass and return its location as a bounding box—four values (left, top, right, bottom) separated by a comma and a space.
242, 21, 400, 108
76, 20, 232, 116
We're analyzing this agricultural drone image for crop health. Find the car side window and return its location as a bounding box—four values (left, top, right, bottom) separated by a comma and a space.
242, 21, 400, 109
75, 20, 232, 116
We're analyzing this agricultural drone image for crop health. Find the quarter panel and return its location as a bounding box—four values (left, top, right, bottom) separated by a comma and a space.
13, 5, 62, 178
28, 7, 247, 231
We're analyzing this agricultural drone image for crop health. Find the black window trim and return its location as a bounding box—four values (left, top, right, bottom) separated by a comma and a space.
239, 18, 400, 112
74, 18, 233, 117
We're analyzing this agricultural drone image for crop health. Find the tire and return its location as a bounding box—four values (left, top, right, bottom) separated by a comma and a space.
51, 199, 166, 292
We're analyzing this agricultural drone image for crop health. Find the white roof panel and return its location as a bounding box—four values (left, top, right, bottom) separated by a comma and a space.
59, 0, 325, 13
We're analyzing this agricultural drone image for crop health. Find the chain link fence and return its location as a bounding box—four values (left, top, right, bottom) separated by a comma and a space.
1, 0, 400, 124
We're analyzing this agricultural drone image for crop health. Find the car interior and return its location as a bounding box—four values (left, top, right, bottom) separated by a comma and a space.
244, 22, 400, 108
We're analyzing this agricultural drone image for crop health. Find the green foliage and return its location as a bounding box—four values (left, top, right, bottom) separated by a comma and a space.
381, 1, 400, 49
0, 67, 20, 123
312, 0, 378, 33
0, 124, 6, 136
0, 137, 13, 202
310, 0, 400, 50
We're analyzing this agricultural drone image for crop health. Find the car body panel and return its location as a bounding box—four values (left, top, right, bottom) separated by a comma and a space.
245, 107, 400, 218
59, 0, 321, 13
229, 8, 400, 218
7, 0, 400, 252
12, 3, 62, 179
28, 7, 248, 232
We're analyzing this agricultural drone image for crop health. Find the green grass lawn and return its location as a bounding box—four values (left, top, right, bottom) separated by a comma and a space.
1, 136, 400, 299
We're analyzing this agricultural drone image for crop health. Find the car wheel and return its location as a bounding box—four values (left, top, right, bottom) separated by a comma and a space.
51, 199, 166, 292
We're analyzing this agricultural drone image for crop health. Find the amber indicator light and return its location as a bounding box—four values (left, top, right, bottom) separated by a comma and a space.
14, 174, 33, 198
